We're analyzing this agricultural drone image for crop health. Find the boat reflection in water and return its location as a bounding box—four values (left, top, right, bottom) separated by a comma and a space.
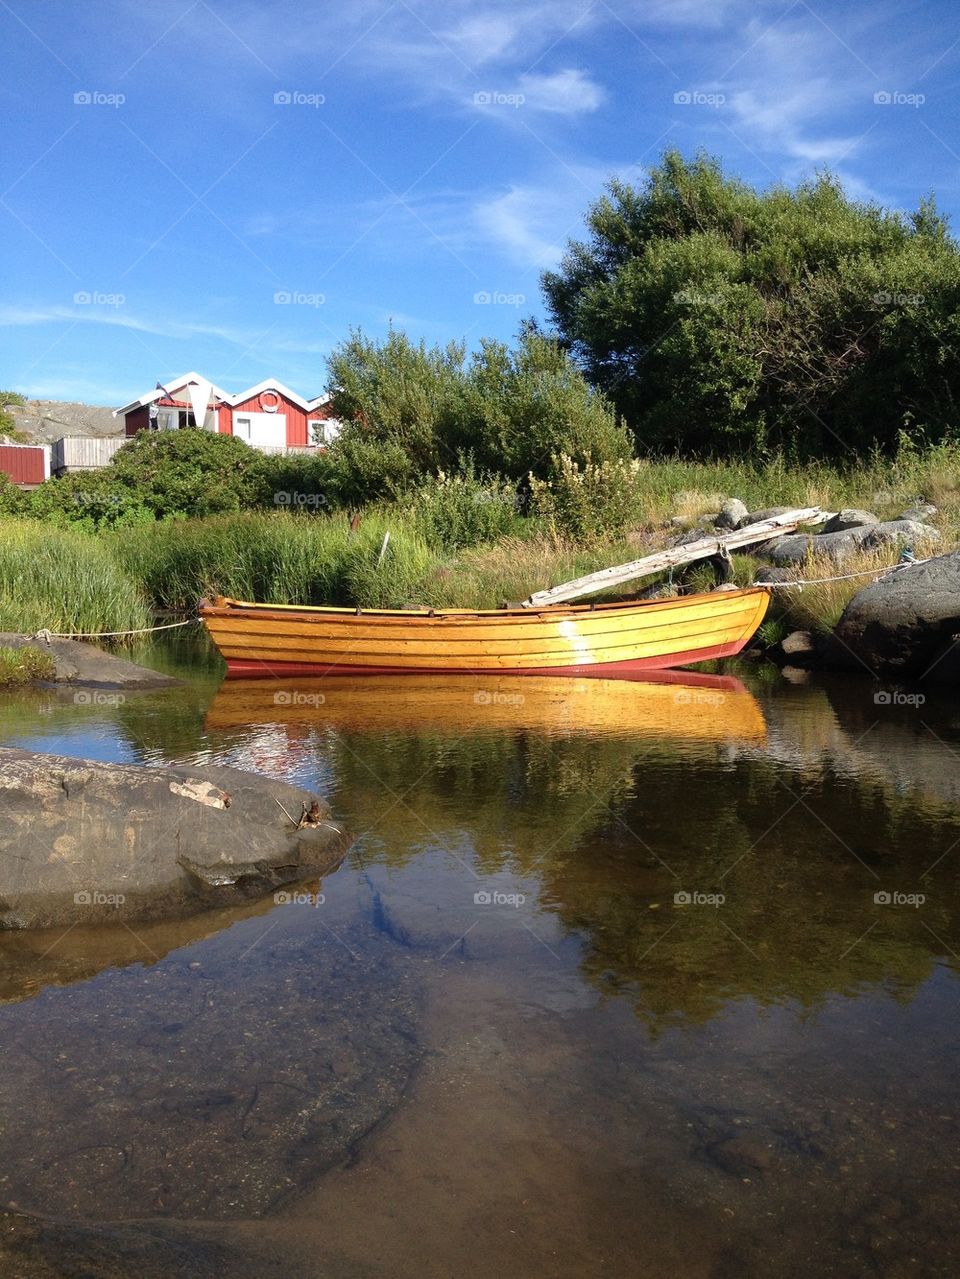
204, 669, 766, 744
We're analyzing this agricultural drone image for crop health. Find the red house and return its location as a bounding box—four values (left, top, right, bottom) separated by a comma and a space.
115, 372, 339, 451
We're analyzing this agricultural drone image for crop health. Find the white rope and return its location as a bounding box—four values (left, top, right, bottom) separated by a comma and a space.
754, 558, 931, 589
32, 619, 198, 641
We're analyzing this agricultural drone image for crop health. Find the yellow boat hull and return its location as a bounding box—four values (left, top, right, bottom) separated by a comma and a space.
199, 588, 770, 678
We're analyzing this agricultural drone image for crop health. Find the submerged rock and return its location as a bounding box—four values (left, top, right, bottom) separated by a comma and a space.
0, 748, 350, 929
770, 630, 818, 668
0, 632, 181, 688
831, 550, 960, 679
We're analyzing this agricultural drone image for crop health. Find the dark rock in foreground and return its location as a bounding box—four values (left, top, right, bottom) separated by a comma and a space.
0, 748, 349, 929
832, 550, 960, 679
0, 632, 181, 688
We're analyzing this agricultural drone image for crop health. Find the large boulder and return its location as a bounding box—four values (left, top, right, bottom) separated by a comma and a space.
900, 504, 938, 522
863, 519, 940, 550
832, 550, 960, 679
0, 748, 349, 929
736, 506, 793, 528
715, 497, 749, 530
762, 520, 940, 567
762, 527, 870, 566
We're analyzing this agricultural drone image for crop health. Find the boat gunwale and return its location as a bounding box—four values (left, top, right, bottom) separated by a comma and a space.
200, 586, 771, 628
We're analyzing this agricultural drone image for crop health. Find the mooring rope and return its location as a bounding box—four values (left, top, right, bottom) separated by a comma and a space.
32, 619, 199, 642
754, 557, 931, 590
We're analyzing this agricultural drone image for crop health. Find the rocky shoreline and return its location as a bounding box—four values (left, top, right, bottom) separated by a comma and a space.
0, 632, 182, 688
669, 500, 958, 683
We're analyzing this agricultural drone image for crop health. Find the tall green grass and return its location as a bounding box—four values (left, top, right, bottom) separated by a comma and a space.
617, 443, 960, 537
0, 519, 151, 636
111, 511, 447, 611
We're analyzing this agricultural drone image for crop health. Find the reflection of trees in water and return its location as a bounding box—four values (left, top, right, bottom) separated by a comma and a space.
332, 727, 960, 1030
543, 752, 960, 1030
329, 728, 645, 867
8, 648, 960, 1032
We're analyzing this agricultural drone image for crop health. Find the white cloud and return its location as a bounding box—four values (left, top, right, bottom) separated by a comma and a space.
473, 187, 567, 269
471, 161, 643, 269
517, 68, 605, 114
443, 12, 524, 64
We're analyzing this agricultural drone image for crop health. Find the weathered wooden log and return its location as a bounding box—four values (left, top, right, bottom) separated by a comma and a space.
522, 508, 824, 607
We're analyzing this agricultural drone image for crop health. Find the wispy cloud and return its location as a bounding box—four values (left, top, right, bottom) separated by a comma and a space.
517, 68, 605, 114
0, 305, 330, 357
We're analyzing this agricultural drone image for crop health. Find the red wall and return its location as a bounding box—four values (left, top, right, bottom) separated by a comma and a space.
229, 392, 311, 446
125, 406, 150, 436
0, 444, 47, 486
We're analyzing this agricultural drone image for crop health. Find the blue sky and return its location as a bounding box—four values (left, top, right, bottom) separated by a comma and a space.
2, 0, 958, 406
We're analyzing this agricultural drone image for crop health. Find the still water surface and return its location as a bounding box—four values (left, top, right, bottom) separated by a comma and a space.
2, 632, 960, 1277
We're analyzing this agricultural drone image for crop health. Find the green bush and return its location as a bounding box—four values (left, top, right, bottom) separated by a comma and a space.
325, 326, 631, 499
254, 450, 340, 513
403, 468, 525, 551
325, 431, 415, 508
544, 149, 960, 457
25, 470, 154, 530
108, 429, 269, 519
0, 391, 27, 441
528, 455, 647, 541
0, 473, 27, 516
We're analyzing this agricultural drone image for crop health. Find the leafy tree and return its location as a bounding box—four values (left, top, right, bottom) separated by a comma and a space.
326, 326, 630, 500
543, 150, 960, 458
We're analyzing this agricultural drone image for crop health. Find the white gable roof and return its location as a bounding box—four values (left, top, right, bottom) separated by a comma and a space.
115, 373, 333, 418
114, 372, 230, 418
228, 379, 313, 411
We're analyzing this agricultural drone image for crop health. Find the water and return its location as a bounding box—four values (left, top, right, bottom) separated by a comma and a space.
2, 632, 960, 1276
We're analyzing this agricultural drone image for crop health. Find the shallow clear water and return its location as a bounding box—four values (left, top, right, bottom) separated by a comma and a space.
2, 632, 960, 1277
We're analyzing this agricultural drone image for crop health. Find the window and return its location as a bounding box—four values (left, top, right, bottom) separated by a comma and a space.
309, 419, 328, 445
234, 416, 251, 440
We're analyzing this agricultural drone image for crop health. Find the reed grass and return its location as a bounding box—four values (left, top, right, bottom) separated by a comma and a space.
0, 520, 151, 637
111, 511, 447, 611
619, 444, 960, 540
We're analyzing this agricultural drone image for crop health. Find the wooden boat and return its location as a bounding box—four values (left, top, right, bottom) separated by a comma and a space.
204, 670, 767, 743
199, 587, 770, 679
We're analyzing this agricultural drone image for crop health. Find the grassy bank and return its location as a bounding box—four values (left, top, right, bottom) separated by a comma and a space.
0, 522, 151, 637
0, 448, 955, 641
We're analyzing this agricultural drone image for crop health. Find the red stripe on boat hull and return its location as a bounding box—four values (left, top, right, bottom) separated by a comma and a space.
223, 638, 749, 679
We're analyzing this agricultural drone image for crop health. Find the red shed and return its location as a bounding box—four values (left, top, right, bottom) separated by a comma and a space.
115, 372, 338, 451
0, 443, 50, 488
